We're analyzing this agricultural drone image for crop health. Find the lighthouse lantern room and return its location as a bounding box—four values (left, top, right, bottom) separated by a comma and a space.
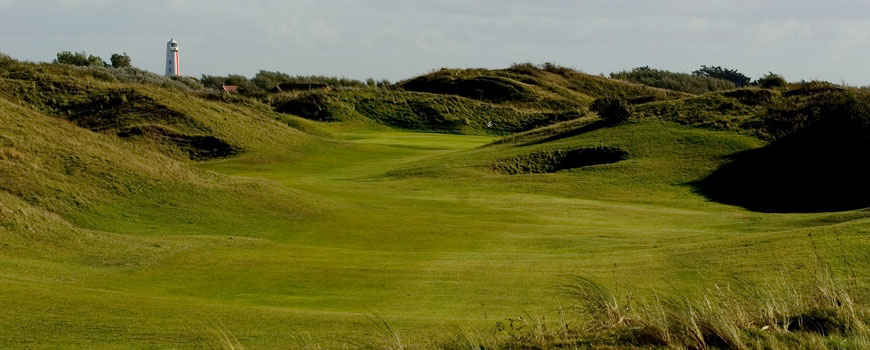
166, 39, 180, 77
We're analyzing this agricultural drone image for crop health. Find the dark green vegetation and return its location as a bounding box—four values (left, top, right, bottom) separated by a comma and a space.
693, 65, 752, 87
109, 53, 132, 69
756, 72, 788, 89
590, 97, 632, 124
611, 66, 737, 94
200, 70, 383, 97
54, 50, 108, 67
2, 52, 870, 349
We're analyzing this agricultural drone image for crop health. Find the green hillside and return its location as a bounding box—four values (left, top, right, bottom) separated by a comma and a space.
632, 82, 870, 212
398, 64, 691, 108
268, 63, 692, 134
2, 54, 870, 349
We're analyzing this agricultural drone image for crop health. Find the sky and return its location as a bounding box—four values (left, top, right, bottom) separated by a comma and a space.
2, 0, 870, 84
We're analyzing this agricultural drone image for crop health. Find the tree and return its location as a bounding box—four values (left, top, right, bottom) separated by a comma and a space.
591, 97, 631, 124
110, 53, 131, 68
251, 70, 292, 91
54, 51, 106, 67
692, 65, 751, 87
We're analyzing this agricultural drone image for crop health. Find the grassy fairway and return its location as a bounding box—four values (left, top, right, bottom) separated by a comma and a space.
5, 120, 866, 348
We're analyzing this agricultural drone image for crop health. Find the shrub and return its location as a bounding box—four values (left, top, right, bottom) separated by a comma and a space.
55, 51, 106, 67
199, 74, 264, 95
110, 53, 131, 68
250, 70, 368, 91
591, 97, 632, 123
508, 62, 540, 76
693, 65, 751, 87
541, 62, 573, 76
756, 72, 787, 89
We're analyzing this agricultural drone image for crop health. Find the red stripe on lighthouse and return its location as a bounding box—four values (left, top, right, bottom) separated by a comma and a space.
175, 51, 180, 75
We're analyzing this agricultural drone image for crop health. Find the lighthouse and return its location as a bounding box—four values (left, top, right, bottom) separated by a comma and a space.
165, 38, 180, 76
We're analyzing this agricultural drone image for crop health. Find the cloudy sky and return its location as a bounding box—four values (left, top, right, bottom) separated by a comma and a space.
2, 0, 870, 83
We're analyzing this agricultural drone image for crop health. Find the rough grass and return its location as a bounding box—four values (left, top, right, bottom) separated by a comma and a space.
359, 259, 870, 350
611, 66, 737, 95
269, 88, 584, 134
400, 64, 690, 110
631, 82, 867, 141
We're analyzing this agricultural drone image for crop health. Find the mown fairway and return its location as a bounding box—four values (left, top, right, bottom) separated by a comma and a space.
4, 120, 869, 348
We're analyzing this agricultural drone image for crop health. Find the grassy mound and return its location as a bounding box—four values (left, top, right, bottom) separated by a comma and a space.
270, 89, 584, 134
631, 82, 851, 140
0, 56, 315, 160
116, 125, 240, 160
613, 82, 870, 212
399, 64, 690, 111
270, 64, 692, 135
694, 90, 870, 212
632, 88, 774, 135
0, 56, 329, 260
0, 95, 308, 261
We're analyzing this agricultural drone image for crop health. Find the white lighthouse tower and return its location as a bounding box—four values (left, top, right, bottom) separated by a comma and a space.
165, 38, 180, 76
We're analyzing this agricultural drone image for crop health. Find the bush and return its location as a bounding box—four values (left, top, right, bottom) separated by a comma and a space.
55, 51, 106, 67
756, 72, 787, 89
110, 53, 131, 68
200, 74, 264, 95
693, 65, 751, 87
541, 62, 574, 76
591, 97, 632, 123
250, 70, 368, 91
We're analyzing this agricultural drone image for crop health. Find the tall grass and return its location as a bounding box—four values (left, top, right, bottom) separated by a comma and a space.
349, 258, 868, 350
611, 66, 736, 95
198, 322, 245, 350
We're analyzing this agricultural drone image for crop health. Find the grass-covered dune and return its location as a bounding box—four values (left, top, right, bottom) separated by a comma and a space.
269, 88, 586, 134
399, 63, 691, 108
633, 82, 870, 212
2, 54, 870, 349
268, 63, 692, 135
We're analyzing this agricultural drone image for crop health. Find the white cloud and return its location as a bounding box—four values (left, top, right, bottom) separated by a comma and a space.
1, 1, 870, 83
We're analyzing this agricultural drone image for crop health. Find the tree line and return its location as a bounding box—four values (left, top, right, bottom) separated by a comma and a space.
54, 51, 131, 68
